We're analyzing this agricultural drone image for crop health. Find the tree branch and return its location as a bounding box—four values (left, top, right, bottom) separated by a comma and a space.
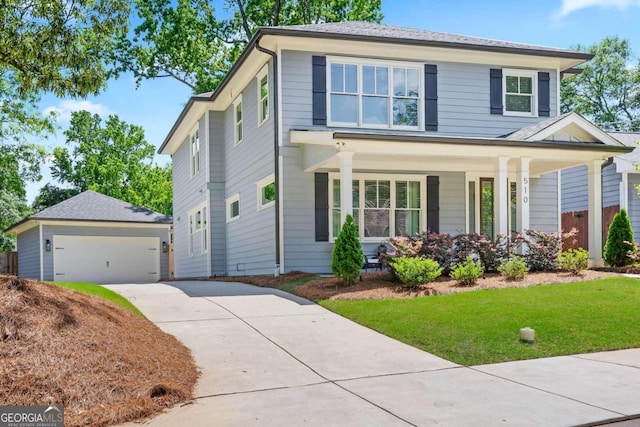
234, 0, 252, 42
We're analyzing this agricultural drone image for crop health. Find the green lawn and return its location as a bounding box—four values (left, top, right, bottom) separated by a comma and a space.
51, 282, 144, 317
321, 277, 640, 366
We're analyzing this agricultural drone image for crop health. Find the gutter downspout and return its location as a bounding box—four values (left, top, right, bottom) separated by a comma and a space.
256, 37, 281, 276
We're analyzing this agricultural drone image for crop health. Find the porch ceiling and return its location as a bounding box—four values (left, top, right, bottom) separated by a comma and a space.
291, 130, 633, 176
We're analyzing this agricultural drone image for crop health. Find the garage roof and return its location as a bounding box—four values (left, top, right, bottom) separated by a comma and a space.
6, 191, 172, 233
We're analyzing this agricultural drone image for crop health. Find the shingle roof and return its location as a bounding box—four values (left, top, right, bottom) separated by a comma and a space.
502, 113, 573, 140
30, 190, 172, 224
608, 131, 640, 148
268, 22, 592, 59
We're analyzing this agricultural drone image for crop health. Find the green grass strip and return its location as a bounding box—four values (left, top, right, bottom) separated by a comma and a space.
51, 282, 144, 317
321, 277, 640, 366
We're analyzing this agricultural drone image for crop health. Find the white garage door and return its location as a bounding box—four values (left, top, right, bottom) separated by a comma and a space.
53, 235, 160, 284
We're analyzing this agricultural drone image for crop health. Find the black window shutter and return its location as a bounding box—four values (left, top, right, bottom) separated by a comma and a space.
424, 64, 438, 131
315, 173, 329, 241
538, 72, 550, 117
490, 69, 503, 115
312, 56, 327, 125
427, 176, 440, 234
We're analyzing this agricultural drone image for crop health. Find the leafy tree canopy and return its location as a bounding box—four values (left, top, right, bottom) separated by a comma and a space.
110, 0, 383, 93
0, 190, 32, 251
561, 36, 640, 131
31, 184, 80, 213
51, 111, 173, 215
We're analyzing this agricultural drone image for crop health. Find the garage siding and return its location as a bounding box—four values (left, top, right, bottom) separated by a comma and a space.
16, 225, 41, 279
41, 225, 170, 281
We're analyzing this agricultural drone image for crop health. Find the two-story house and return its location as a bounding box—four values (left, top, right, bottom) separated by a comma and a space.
159, 22, 631, 277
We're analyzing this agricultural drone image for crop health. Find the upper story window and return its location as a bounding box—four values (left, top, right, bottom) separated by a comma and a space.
189, 127, 200, 177
233, 95, 243, 145
327, 57, 422, 130
503, 69, 537, 117
257, 65, 269, 125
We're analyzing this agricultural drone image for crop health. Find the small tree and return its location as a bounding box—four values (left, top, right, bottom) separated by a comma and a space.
604, 209, 635, 266
331, 215, 364, 286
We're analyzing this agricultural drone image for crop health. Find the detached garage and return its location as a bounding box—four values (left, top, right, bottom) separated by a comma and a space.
6, 191, 172, 284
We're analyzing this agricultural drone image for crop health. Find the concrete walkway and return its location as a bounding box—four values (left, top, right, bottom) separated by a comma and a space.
105, 281, 640, 427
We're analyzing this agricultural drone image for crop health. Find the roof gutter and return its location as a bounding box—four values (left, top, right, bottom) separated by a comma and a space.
255, 35, 281, 274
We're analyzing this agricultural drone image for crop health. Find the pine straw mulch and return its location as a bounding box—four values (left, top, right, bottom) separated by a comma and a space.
0, 275, 198, 427
220, 270, 621, 301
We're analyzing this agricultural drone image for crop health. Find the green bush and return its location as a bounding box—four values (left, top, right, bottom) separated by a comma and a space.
331, 215, 364, 286
558, 248, 589, 275
450, 257, 484, 286
391, 257, 442, 288
497, 257, 529, 281
604, 209, 635, 267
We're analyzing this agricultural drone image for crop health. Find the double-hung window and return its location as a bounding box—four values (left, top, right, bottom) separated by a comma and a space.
233, 95, 243, 145
257, 66, 269, 125
330, 174, 425, 241
188, 204, 207, 255
190, 127, 200, 177
328, 58, 422, 130
503, 69, 537, 116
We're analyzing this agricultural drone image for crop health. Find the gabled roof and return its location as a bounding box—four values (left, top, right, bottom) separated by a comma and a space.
6, 191, 172, 233
609, 131, 640, 148
268, 22, 592, 60
502, 112, 624, 146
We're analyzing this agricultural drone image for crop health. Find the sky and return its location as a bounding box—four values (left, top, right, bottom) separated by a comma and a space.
29, 0, 640, 202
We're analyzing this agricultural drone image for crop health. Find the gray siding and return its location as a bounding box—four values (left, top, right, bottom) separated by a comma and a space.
530, 172, 559, 232
41, 224, 170, 281
17, 226, 40, 279
438, 172, 466, 234
280, 50, 558, 143
209, 111, 226, 276
628, 174, 640, 237
224, 61, 276, 275
561, 164, 621, 214
172, 115, 208, 278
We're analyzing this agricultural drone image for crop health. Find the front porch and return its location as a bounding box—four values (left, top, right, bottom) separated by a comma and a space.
291, 123, 631, 266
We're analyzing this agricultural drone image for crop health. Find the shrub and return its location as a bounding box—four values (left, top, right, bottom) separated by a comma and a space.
390, 257, 442, 288
450, 257, 484, 286
331, 215, 364, 286
511, 229, 576, 271
604, 209, 635, 267
497, 257, 529, 281
558, 248, 589, 275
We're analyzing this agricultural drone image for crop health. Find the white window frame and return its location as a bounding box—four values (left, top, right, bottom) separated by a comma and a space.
465, 172, 520, 237
188, 203, 208, 255
326, 56, 423, 131
189, 126, 200, 178
256, 174, 276, 210
233, 95, 243, 146
257, 65, 269, 126
226, 193, 240, 223
328, 173, 427, 242
503, 69, 538, 117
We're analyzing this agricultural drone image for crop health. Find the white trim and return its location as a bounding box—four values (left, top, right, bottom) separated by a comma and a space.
256, 64, 269, 127
621, 171, 629, 212
556, 68, 561, 117
226, 193, 241, 223
502, 68, 538, 117
233, 95, 243, 146
189, 124, 201, 179
524, 112, 624, 146
328, 172, 426, 243
326, 56, 423, 131
256, 173, 276, 210
205, 110, 211, 276
39, 222, 43, 281
188, 202, 208, 257
277, 47, 285, 274
557, 171, 562, 233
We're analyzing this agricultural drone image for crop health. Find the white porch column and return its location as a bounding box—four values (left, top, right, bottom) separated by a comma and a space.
337, 151, 354, 226
588, 159, 604, 267
495, 156, 510, 236
516, 157, 531, 232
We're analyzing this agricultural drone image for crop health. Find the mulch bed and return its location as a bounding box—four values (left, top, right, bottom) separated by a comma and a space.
0, 275, 198, 427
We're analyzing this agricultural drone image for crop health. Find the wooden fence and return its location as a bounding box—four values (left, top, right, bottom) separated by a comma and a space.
561, 205, 620, 250
0, 252, 18, 275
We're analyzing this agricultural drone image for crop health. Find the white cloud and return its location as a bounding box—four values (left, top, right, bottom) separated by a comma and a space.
42, 100, 112, 122
555, 0, 640, 18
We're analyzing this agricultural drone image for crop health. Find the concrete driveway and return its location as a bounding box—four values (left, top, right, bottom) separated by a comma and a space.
105, 281, 640, 426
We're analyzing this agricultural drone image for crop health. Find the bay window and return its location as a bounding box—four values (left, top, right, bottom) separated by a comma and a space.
330, 174, 425, 241
328, 58, 422, 130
